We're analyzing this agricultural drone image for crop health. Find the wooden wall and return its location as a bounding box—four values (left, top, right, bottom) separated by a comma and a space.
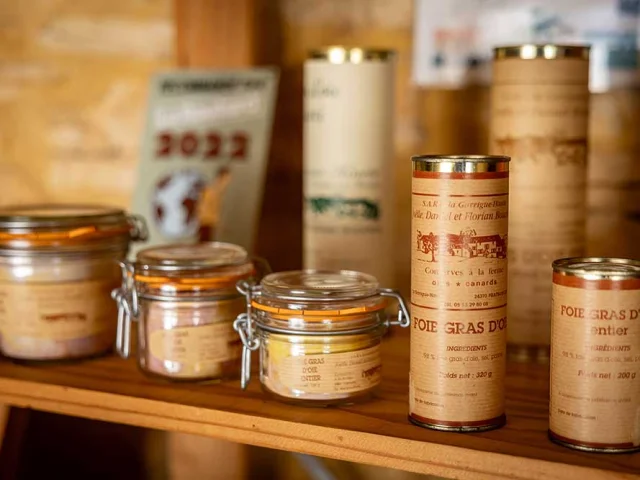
0, 2, 174, 478
0, 0, 173, 208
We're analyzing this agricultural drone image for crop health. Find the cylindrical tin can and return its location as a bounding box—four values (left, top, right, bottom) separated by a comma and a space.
410, 155, 510, 432
550, 257, 640, 453
304, 47, 396, 286
490, 44, 591, 362
587, 87, 640, 259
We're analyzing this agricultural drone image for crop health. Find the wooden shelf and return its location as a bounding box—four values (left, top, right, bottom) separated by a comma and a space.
0, 331, 636, 480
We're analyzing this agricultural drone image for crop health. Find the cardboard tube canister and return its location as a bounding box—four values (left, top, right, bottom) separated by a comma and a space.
304, 47, 395, 286
550, 257, 640, 453
587, 87, 640, 259
410, 155, 509, 432
490, 45, 591, 362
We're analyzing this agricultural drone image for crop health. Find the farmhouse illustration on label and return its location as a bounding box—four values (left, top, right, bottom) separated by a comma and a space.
416, 228, 507, 262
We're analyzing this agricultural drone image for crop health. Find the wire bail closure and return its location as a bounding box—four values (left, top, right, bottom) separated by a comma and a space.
126, 214, 149, 242
379, 288, 411, 328
233, 280, 261, 390
112, 260, 138, 358
233, 282, 411, 390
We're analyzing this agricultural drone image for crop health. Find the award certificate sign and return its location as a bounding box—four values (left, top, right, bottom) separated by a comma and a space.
132, 69, 279, 254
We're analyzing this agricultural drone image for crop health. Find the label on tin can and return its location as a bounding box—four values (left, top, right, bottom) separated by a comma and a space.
550, 274, 640, 449
491, 58, 589, 349
303, 60, 395, 286
410, 169, 508, 426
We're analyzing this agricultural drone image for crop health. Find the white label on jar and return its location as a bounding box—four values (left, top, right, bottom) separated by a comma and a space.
274, 345, 382, 395
0, 279, 118, 340
148, 322, 238, 373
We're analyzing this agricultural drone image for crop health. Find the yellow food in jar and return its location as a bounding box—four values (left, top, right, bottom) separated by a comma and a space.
261, 330, 383, 402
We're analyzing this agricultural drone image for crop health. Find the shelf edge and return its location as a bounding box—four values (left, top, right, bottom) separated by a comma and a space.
0, 378, 633, 480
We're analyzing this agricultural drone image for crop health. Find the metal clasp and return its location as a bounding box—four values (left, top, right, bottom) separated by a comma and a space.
112, 260, 139, 358
233, 280, 262, 389
379, 288, 411, 328
126, 214, 148, 242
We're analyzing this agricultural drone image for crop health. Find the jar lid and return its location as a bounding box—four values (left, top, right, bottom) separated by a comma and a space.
261, 270, 379, 301
235, 270, 409, 351
249, 270, 388, 320
134, 242, 255, 293
136, 242, 249, 272
0, 205, 126, 228
0, 204, 142, 251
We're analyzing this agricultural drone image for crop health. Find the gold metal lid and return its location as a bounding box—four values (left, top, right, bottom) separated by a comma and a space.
494, 44, 590, 60
308, 46, 395, 63
412, 155, 510, 163
412, 155, 510, 174
552, 257, 640, 280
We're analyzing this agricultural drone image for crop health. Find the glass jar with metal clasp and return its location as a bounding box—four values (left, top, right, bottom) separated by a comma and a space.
0, 205, 146, 361
234, 270, 410, 406
113, 242, 267, 382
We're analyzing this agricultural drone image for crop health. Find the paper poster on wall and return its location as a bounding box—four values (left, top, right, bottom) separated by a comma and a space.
131, 69, 279, 255
413, 0, 640, 91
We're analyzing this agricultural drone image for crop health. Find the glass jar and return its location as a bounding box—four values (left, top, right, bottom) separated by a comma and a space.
114, 242, 263, 382
0, 205, 146, 361
234, 270, 410, 406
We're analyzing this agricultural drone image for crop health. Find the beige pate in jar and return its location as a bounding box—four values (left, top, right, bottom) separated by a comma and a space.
114, 242, 260, 382
0, 205, 145, 361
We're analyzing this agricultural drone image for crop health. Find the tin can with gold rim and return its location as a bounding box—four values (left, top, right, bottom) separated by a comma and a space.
304, 46, 396, 286
234, 269, 410, 406
410, 155, 510, 432
550, 257, 640, 453
490, 44, 591, 363
0, 204, 146, 361
113, 242, 266, 382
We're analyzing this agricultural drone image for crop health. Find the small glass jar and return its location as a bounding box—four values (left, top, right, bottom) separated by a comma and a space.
114, 242, 263, 382
234, 270, 410, 406
0, 205, 146, 361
